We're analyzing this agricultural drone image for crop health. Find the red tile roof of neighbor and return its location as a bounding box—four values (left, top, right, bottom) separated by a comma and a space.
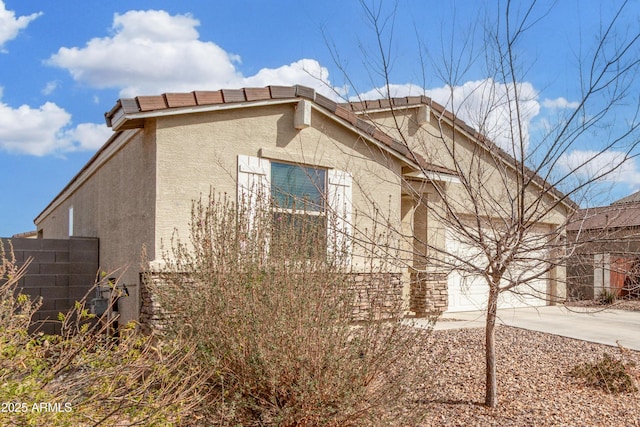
568, 191, 640, 231
613, 190, 640, 205
567, 203, 640, 231
104, 85, 575, 208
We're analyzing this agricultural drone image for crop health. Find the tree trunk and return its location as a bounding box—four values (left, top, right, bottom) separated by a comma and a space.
485, 282, 499, 407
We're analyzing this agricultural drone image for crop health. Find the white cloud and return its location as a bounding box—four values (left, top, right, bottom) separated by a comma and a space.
62, 123, 113, 151
47, 10, 338, 99
353, 83, 425, 100
428, 79, 540, 154
41, 80, 60, 96
353, 79, 540, 154
243, 59, 333, 95
542, 97, 580, 109
0, 90, 112, 156
0, 1, 41, 52
557, 149, 640, 186
47, 10, 240, 96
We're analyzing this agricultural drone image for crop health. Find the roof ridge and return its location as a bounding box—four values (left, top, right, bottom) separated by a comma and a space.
612, 190, 640, 205
106, 85, 437, 120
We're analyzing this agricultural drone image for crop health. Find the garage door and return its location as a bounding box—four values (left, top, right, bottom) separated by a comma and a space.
446, 230, 549, 312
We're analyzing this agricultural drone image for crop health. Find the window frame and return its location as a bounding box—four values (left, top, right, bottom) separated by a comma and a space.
237, 154, 352, 265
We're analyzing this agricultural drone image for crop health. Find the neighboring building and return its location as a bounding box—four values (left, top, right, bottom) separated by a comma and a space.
34, 85, 571, 326
567, 192, 640, 299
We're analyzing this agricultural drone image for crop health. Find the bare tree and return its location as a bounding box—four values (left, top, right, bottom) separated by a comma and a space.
330, 0, 640, 407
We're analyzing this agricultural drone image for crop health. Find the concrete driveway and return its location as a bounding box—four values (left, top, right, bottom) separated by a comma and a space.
428, 305, 640, 351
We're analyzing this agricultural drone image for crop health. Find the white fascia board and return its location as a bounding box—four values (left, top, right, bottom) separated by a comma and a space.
403, 170, 461, 184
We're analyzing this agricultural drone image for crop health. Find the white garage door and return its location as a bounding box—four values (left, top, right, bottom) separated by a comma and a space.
446, 230, 549, 313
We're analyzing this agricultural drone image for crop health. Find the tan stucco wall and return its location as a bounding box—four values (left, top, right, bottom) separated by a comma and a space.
369, 106, 570, 303
367, 106, 570, 227
36, 129, 156, 323
34, 98, 573, 324
153, 103, 406, 271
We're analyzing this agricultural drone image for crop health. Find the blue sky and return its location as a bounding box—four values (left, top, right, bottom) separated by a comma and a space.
1, 0, 639, 236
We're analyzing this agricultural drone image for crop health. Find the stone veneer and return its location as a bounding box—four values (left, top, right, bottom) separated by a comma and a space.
140, 272, 404, 333
139, 272, 165, 335
410, 271, 448, 316
350, 272, 403, 321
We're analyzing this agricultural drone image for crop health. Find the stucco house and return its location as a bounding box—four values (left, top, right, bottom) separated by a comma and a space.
34, 85, 571, 327
567, 192, 640, 299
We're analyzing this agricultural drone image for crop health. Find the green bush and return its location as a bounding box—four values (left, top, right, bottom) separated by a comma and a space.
152, 192, 434, 426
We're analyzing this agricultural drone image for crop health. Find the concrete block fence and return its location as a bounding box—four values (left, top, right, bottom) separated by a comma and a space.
2, 237, 99, 334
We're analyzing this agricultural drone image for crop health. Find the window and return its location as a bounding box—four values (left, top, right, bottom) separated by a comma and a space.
271, 162, 325, 212
238, 155, 352, 263
271, 162, 327, 256
69, 206, 74, 237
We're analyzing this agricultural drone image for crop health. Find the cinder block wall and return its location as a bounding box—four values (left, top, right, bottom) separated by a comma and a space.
2, 237, 99, 334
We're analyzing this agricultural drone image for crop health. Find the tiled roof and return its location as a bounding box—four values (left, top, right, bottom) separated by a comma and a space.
104, 84, 450, 174
11, 230, 37, 238
103, 85, 513, 170
106, 85, 463, 149
613, 190, 640, 205
568, 191, 640, 231
567, 203, 640, 231
104, 85, 574, 209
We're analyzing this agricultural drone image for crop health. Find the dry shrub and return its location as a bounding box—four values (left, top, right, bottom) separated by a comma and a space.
570, 349, 638, 394
598, 289, 617, 305
152, 192, 434, 426
0, 241, 207, 426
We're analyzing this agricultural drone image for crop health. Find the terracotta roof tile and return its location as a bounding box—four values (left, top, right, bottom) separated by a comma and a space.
294, 85, 316, 99
568, 203, 640, 231
315, 93, 337, 113
406, 96, 424, 105
335, 106, 358, 125
392, 97, 409, 107
102, 85, 572, 209
165, 92, 197, 108
356, 118, 376, 136
613, 191, 640, 205
221, 89, 246, 103
105, 86, 420, 167
268, 85, 296, 98
365, 100, 381, 110
119, 98, 140, 114
244, 87, 271, 101
137, 95, 168, 112
348, 101, 366, 111
194, 90, 224, 105
373, 129, 399, 151
389, 140, 411, 157
379, 99, 392, 109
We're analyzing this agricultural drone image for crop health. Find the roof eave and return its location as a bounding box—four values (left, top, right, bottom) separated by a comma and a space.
107, 98, 301, 132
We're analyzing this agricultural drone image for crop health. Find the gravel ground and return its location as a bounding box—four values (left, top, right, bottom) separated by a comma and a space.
405, 325, 640, 426
566, 299, 640, 312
